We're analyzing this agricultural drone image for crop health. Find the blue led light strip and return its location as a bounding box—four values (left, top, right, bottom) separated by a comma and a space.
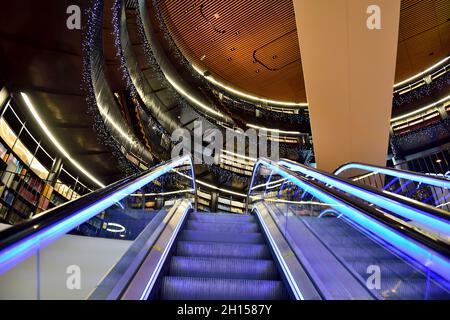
250, 160, 450, 282
280, 160, 450, 237
254, 207, 304, 300
139, 204, 191, 300
0, 156, 195, 275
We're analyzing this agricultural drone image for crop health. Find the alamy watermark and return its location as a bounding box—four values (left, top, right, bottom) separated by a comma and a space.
367, 5, 382, 30
66, 265, 82, 290
66, 5, 81, 30
366, 265, 381, 290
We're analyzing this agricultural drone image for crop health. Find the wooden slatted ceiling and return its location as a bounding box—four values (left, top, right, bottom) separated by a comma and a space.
159, 0, 450, 103
396, 0, 450, 81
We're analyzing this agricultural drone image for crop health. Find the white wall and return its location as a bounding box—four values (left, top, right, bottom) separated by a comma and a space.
0, 234, 131, 300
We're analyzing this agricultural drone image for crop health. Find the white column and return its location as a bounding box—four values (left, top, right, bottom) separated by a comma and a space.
293, 0, 401, 172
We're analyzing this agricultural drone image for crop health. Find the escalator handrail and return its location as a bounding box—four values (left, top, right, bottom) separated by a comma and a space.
0, 155, 196, 271
334, 162, 450, 189
278, 159, 450, 225
248, 158, 450, 258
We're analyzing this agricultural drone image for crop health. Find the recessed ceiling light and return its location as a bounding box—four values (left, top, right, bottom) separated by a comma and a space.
214, 13, 220, 19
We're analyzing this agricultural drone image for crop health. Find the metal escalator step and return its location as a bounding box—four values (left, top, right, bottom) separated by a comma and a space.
179, 230, 264, 244
328, 245, 394, 260
169, 256, 279, 280
176, 241, 272, 259
161, 277, 288, 300
341, 256, 429, 280
190, 212, 256, 223
185, 221, 259, 233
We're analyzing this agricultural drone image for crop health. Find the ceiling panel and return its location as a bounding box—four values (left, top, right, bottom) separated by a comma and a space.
160, 0, 450, 102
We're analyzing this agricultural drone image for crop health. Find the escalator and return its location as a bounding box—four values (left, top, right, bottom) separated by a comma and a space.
250, 158, 450, 299
302, 216, 448, 299
1, 155, 450, 300
157, 212, 289, 300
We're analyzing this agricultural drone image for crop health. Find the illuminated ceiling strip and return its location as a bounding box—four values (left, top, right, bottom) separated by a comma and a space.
196, 180, 247, 197
352, 171, 379, 182
194, 57, 450, 110
173, 170, 247, 197
246, 123, 302, 135
221, 155, 255, 167
251, 178, 288, 191
391, 95, 450, 123
96, 101, 134, 145
21, 93, 106, 188
394, 56, 450, 89
221, 149, 257, 162
130, 189, 195, 197
192, 64, 308, 108
164, 73, 224, 118
106, 222, 126, 233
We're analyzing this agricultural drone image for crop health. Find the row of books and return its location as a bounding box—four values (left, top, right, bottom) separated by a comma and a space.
12, 197, 34, 218
18, 185, 39, 206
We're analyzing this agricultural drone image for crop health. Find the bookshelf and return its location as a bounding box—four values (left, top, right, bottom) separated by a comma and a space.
0, 133, 76, 224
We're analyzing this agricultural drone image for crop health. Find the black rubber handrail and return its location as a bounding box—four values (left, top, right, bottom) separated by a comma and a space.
0, 156, 195, 251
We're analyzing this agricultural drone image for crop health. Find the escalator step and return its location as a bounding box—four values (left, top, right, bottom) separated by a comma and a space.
161, 277, 288, 300
328, 245, 394, 260
176, 241, 272, 259
318, 234, 376, 247
169, 256, 279, 280
191, 212, 256, 223
341, 257, 427, 279
185, 221, 259, 233
179, 230, 264, 244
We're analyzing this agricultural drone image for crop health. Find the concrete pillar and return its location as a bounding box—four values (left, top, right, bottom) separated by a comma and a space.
293, 0, 401, 172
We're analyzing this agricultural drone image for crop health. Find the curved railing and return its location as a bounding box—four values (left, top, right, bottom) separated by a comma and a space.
0, 155, 196, 275
117, 0, 181, 135
335, 162, 450, 212
279, 159, 450, 233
